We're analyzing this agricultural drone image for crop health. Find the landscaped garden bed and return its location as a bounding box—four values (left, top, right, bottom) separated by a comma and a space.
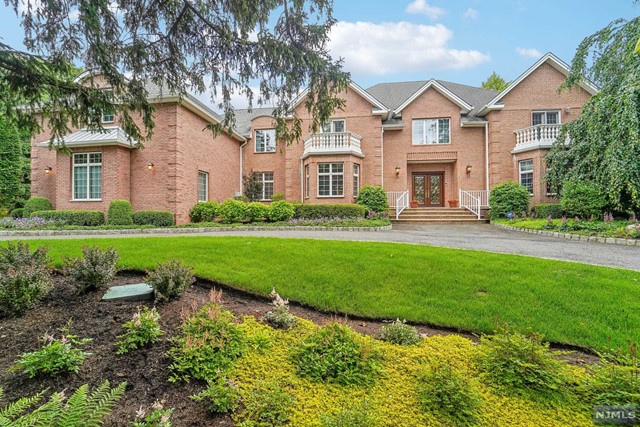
493, 217, 640, 240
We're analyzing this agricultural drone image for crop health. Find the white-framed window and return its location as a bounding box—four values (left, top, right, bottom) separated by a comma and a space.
321, 119, 346, 133
304, 164, 310, 199
255, 129, 276, 152
254, 172, 274, 200
519, 159, 534, 194
318, 163, 343, 197
73, 152, 102, 200
532, 110, 560, 126
101, 110, 115, 123
198, 171, 209, 202
353, 164, 360, 198
412, 118, 450, 144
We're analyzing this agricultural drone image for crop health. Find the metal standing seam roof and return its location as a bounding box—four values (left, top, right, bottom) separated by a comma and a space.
38, 126, 138, 148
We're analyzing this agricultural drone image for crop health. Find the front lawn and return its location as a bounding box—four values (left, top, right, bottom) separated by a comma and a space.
12, 236, 640, 353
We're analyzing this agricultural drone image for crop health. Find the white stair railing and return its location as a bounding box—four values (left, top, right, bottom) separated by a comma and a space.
459, 190, 482, 219
395, 191, 409, 220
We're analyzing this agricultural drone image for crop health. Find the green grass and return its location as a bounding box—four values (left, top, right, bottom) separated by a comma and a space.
8, 236, 640, 352
494, 218, 640, 239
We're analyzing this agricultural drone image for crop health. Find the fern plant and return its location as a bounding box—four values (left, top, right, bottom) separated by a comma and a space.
0, 381, 126, 426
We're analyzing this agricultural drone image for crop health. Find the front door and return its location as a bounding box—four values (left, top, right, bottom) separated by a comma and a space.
412, 173, 444, 207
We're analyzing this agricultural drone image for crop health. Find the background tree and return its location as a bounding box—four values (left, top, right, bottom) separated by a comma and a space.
243, 173, 263, 202
0, 117, 30, 211
481, 71, 508, 92
546, 17, 640, 212
2, 0, 350, 146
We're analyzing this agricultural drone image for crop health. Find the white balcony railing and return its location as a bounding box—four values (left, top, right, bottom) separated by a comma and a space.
513, 124, 564, 153
302, 132, 364, 159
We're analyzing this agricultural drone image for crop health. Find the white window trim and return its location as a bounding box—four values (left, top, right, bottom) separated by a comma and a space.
72, 152, 102, 201
321, 119, 346, 133
254, 128, 276, 153
519, 159, 534, 195
304, 164, 310, 199
198, 171, 209, 202
317, 162, 344, 198
254, 172, 274, 201
412, 118, 451, 145
101, 89, 115, 123
353, 164, 360, 198
531, 110, 561, 125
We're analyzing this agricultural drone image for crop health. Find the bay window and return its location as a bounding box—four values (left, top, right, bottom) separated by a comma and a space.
318, 163, 343, 197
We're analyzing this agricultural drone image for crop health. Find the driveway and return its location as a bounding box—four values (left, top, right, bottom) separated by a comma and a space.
4, 224, 640, 271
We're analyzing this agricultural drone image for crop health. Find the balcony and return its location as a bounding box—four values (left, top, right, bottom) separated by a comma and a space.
513, 124, 564, 153
302, 132, 364, 159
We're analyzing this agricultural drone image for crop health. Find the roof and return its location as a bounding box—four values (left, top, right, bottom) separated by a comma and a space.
38, 126, 138, 148
233, 107, 276, 136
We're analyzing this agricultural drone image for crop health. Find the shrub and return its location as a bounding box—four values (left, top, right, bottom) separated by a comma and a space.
319, 402, 377, 427
132, 401, 174, 427
261, 289, 296, 330
356, 186, 388, 212
31, 209, 105, 226
107, 199, 133, 225
235, 380, 294, 427
561, 180, 607, 219
218, 199, 247, 223
63, 246, 119, 293
189, 201, 219, 223
244, 202, 269, 223
191, 377, 240, 414
270, 193, 285, 202
10, 325, 91, 378
580, 353, 640, 405
10, 207, 24, 218
23, 197, 53, 217
0, 381, 126, 426
418, 364, 482, 426
294, 203, 367, 220
168, 290, 246, 382
0, 241, 52, 316
145, 259, 195, 303
379, 319, 421, 346
489, 181, 530, 219
531, 203, 563, 219
133, 210, 175, 227
291, 322, 382, 386
116, 306, 164, 354
266, 201, 295, 222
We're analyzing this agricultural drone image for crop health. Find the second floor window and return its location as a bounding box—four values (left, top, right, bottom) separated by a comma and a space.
254, 172, 274, 200
532, 111, 560, 126
412, 118, 450, 145
519, 159, 533, 194
321, 119, 346, 133
255, 129, 276, 152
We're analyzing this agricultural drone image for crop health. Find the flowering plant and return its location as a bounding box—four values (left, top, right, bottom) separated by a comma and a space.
133, 401, 173, 427
116, 306, 164, 354
0, 217, 62, 229
261, 288, 296, 330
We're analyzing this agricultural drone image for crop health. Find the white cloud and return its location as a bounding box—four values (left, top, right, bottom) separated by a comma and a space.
328, 21, 490, 76
463, 7, 479, 20
405, 0, 445, 20
17, 0, 43, 14
516, 47, 542, 59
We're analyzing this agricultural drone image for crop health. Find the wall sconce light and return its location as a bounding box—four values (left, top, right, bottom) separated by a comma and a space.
466, 165, 472, 175
45, 166, 53, 174
395, 166, 401, 176
147, 162, 154, 170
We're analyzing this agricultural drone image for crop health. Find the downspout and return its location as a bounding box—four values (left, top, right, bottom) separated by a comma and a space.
380, 124, 385, 189
484, 122, 490, 193
240, 139, 248, 195
300, 158, 304, 203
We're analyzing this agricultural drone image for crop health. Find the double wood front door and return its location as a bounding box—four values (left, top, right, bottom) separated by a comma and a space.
412, 172, 444, 207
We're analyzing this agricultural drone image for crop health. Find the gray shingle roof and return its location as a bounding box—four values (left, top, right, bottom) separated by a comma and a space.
233, 107, 276, 136
435, 80, 498, 117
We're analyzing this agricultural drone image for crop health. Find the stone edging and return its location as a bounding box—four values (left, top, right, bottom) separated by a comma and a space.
0, 224, 393, 237
493, 223, 639, 246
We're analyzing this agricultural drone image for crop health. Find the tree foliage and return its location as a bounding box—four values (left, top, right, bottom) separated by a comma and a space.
0, 116, 30, 210
2, 0, 350, 146
546, 17, 640, 212
481, 71, 508, 92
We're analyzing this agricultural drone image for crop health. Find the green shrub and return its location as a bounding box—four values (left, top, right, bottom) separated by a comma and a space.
532, 203, 563, 219
235, 380, 294, 427
294, 204, 367, 220
23, 197, 53, 217
10, 325, 91, 378
580, 354, 640, 405
218, 199, 247, 224
261, 289, 296, 330
319, 402, 377, 427
132, 401, 174, 427
145, 259, 195, 303
561, 180, 607, 219
169, 294, 246, 382
0, 241, 52, 316
291, 322, 382, 386
489, 181, 530, 219
418, 364, 482, 426
379, 319, 421, 346
192, 376, 240, 414
189, 201, 219, 223
244, 202, 269, 223
10, 207, 24, 218
63, 245, 119, 293
356, 186, 388, 213
116, 306, 164, 355
133, 210, 175, 227
270, 193, 285, 202
107, 199, 133, 225
0, 381, 125, 426
266, 201, 295, 222
31, 209, 105, 226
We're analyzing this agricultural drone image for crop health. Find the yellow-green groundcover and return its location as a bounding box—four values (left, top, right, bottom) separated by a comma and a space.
229, 316, 592, 427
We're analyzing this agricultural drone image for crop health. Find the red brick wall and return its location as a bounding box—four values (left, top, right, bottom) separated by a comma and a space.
242, 116, 287, 199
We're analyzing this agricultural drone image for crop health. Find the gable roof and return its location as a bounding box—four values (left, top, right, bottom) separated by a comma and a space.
392, 79, 474, 114
233, 107, 276, 136
289, 81, 389, 114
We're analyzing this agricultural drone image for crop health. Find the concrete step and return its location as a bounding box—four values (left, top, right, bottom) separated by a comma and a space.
392, 218, 490, 224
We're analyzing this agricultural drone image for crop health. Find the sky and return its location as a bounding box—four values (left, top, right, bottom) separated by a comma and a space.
0, 0, 637, 109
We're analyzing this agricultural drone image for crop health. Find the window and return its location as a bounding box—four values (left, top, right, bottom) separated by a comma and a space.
198, 171, 209, 202
318, 163, 343, 197
254, 172, 274, 200
519, 159, 533, 194
304, 165, 310, 199
353, 164, 360, 197
532, 111, 560, 126
321, 119, 346, 133
73, 152, 102, 200
101, 110, 115, 123
255, 129, 276, 152
412, 118, 450, 144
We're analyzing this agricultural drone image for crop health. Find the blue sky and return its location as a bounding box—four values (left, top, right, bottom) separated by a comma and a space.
0, 0, 637, 107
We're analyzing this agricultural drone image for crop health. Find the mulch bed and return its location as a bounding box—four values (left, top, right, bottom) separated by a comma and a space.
0, 272, 598, 426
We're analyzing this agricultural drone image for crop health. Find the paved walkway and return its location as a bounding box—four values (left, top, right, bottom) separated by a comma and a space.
4, 224, 639, 271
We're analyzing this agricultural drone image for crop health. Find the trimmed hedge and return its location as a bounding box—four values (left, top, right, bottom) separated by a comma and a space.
294, 204, 367, 220
107, 200, 133, 225
489, 181, 530, 219
133, 210, 175, 227
23, 197, 53, 217
10, 208, 25, 219
267, 201, 295, 222
356, 186, 388, 213
218, 199, 247, 224
532, 204, 563, 219
190, 201, 218, 223
30, 210, 105, 226
244, 202, 269, 222
561, 180, 607, 219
